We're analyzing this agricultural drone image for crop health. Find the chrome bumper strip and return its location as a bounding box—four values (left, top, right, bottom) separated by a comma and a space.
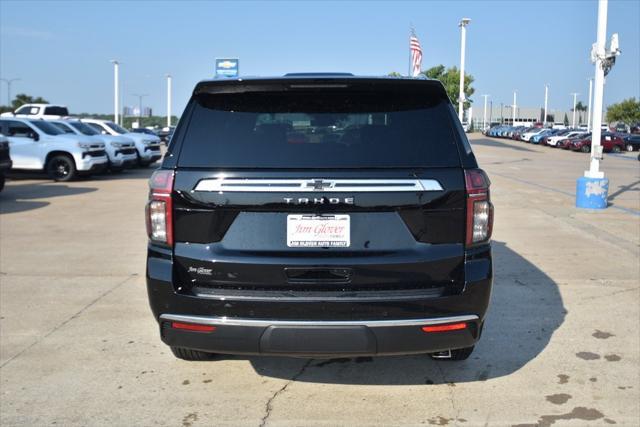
160, 314, 479, 328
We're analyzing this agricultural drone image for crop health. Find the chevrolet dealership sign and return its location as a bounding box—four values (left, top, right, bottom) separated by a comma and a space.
215, 58, 239, 78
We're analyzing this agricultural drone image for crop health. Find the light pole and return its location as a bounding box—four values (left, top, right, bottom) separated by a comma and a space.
132, 94, 149, 128
166, 74, 172, 128
458, 18, 471, 122
489, 100, 493, 125
512, 91, 517, 124
482, 94, 490, 131
543, 84, 549, 126
0, 78, 21, 107
110, 60, 119, 126
577, 0, 620, 209
570, 92, 579, 127
587, 78, 593, 131
586, 0, 620, 180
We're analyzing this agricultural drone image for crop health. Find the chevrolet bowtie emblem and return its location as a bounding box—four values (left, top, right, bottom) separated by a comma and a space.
307, 179, 332, 191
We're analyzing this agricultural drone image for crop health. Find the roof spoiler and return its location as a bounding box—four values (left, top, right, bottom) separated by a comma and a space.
283, 72, 355, 77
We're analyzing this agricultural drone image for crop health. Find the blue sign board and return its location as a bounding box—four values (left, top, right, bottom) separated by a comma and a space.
215, 58, 239, 78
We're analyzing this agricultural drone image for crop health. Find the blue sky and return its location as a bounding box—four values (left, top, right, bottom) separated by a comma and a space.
1, 0, 638, 117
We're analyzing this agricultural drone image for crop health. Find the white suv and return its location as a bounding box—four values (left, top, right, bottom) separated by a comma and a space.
82, 119, 162, 166
547, 131, 582, 147
0, 103, 70, 119
521, 128, 546, 142
0, 118, 108, 181
48, 119, 137, 171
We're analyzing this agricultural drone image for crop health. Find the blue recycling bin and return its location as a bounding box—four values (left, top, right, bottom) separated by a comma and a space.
576, 177, 609, 209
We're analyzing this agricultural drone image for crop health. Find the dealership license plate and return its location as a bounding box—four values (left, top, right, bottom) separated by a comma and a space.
287, 215, 350, 248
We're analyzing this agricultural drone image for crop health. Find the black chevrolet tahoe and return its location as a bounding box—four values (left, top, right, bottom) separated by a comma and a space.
146, 74, 493, 361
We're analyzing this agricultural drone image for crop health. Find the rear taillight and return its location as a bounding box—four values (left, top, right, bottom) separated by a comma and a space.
145, 170, 174, 246
465, 169, 493, 246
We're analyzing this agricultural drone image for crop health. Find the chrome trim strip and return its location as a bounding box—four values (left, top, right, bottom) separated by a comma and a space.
193, 178, 443, 193
160, 314, 478, 328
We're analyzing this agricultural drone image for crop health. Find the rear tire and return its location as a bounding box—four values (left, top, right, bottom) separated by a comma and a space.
170, 346, 217, 361
580, 145, 590, 153
46, 154, 77, 181
627, 144, 635, 152
429, 345, 475, 361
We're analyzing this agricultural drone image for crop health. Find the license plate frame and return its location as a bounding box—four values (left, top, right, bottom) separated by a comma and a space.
287, 214, 350, 248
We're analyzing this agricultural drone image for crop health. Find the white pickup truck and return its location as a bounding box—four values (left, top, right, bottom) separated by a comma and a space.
0, 103, 70, 120
48, 119, 137, 171
0, 117, 108, 181
82, 119, 162, 166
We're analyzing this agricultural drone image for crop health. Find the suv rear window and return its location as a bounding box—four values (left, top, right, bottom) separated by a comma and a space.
177, 89, 462, 168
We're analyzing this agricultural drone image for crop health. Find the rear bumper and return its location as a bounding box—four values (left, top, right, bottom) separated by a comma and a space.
147, 244, 492, 357
159, 313, 481, 357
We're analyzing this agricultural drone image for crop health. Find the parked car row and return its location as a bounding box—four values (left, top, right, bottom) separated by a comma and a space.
0, 110, 163, 183
0, 103, 175, 142
484, 124, 638, 154
132, 126, 175, 143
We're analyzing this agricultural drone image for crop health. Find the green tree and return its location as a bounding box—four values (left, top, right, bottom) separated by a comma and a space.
563, 113, 569, 126
387, 65, 475, 109
572, 101, 588, 125
571, 101, 587, 112
606, 98, 640, 124
11, 93, 48, 110
422, 65, 475, 109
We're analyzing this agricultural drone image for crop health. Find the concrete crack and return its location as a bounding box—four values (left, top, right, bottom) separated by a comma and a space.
436, 362, 461, 425
259, 359, 312, 427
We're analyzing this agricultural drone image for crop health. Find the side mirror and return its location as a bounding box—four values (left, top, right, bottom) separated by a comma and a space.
29, 131, 40, 141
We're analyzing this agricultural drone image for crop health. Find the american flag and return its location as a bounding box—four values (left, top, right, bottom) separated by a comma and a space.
410, 32, 423, 77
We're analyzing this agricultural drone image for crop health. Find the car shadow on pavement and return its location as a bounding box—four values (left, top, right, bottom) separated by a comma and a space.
6, 165, 157, 183
247, 240, 566, 385
0, 181, 97, 215
472, 137, 537, 152
90, 167, 158, 181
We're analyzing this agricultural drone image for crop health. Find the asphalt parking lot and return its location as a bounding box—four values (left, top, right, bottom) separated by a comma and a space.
1, 134, 638, 426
